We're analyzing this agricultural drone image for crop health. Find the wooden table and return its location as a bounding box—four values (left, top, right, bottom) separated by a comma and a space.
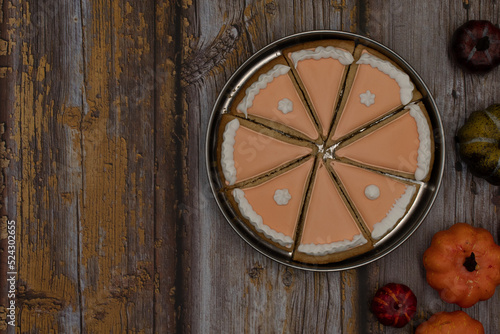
1, 0, 500, 332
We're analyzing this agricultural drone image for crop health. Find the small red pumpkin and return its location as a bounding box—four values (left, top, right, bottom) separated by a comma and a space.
415, 311, 484, 334
370, 283, 417, 328
423, 223, 500, 308
451, 20, 500, 72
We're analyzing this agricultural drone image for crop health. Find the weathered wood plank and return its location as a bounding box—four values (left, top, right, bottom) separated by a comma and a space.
4, 0, 85, 332
153, 0, 191, 332
0, 0, 15, 331
79, 0, 156, 332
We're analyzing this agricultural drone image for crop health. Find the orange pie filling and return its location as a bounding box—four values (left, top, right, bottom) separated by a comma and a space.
298, 162, 367, 255
288, 46, 354, 136
235, 64, 319, 140
231, 159, 315, 248
332, 50, 414, 140
336, 103, 432, 181
331, 161, 416, 240
220, 118, 312, 185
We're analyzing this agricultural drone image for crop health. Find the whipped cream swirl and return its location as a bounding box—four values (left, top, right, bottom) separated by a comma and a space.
221, 119, 240, 185
406, 103, 432, 181
237, 64, 291, 117
356, 52, 414, 105
298, 234, 368, 256
371, 185, 416, 239
290, 46, 354, 68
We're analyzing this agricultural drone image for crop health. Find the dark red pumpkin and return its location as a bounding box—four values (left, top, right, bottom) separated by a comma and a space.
451, 20, 500, 72
370, 283, 417, 328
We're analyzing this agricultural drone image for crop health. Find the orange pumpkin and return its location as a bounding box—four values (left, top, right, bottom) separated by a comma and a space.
415, 311, 484, 334
423, 222, 500, 308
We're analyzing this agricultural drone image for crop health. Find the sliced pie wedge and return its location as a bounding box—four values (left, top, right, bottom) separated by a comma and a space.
330, 46, 422, 142
231, 56, 320, 141
294, 161, 371, 264
330, 161, 418, 240
218, 116, 314, 186
229, 158, 315, 250
335, 102, 433, 181
284, 40, 355, 137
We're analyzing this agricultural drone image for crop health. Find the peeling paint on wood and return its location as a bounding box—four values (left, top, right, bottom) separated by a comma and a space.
77, 0, 156, 332
0, 39, 7, 56
0, 67, 11, 78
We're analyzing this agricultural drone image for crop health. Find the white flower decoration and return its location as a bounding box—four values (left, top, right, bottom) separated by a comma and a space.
360, 90, 376, 107
277, 98, 293, 114
274, 189, 292, 205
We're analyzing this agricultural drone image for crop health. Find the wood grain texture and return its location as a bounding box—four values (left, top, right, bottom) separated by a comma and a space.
7, 1, 82, 332
0, 0, 11, 331
1, 0, 500, 333
154, 0, 192, 332
79, 0, 156, 332
361, 1, 500, 332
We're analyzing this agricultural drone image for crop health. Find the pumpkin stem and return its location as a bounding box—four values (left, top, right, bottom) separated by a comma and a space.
476, 36, 490, 51
463, 252, 477, 272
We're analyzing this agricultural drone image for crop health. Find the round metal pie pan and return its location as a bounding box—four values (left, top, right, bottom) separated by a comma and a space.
205, 30, 445, 271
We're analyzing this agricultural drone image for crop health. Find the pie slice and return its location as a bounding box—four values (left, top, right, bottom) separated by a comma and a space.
330, 161, 418, 240
284, 40, 355, 137
294, 161, 371, 264
232, 56, 320, 141
229, 158, 315, 250
218, 116, 314, 186
335, 102, 433, 181
330, 46, 422, 141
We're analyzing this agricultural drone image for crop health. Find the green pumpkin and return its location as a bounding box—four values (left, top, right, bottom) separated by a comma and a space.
457, 104, 500, 185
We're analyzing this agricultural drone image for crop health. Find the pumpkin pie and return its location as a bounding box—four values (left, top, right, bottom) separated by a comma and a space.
216, 40, 434, 264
